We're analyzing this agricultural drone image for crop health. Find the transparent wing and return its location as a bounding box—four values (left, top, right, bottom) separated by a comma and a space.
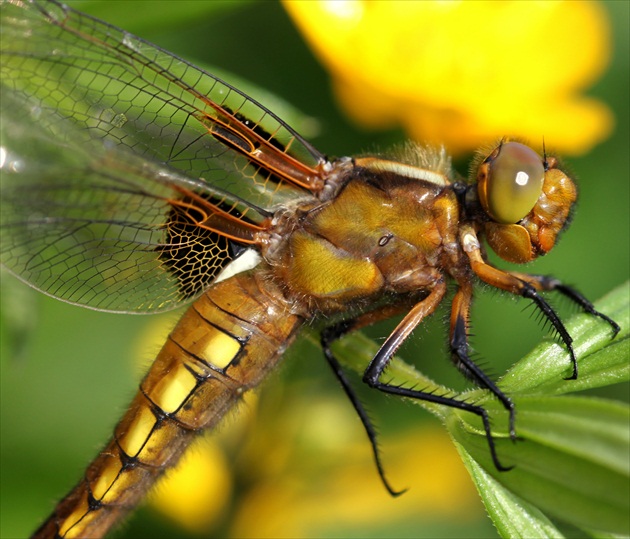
0, 0, 329, 210
1, 89, 265, 313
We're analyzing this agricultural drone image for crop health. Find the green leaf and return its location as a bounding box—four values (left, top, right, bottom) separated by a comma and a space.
451, 396, 629, 535
330, 282, 629, 537
456, 448, 564, 538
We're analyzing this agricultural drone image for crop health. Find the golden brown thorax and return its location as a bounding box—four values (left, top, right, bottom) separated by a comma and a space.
268, 167, 459, 311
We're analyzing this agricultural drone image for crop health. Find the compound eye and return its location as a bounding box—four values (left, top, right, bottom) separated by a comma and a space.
478, 141, 545, 224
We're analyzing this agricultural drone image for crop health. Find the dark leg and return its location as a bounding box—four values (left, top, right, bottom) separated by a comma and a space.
471, 255, 620, 379
321, 322, 405, 497
449, 282, 516, 437
362, 280, 513, 472
511, 273, 620, 336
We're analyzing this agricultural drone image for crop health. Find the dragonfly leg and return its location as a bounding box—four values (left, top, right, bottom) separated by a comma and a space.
461, 229, 615, 381
321, 322, 406, 497
362, 280, 513, 472
509, 272, 620, 336
450, 281, 516, 438
469, 252, 619, 379
320, 295, 425, 495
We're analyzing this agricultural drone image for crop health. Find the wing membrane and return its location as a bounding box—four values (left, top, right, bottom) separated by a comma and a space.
0, 0, 328, 210
0, 88, 261, 313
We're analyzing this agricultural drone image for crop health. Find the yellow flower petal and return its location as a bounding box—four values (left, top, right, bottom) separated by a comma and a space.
229, 428, 479, 538
149, 439, 232, 534
284, 0, 613, 155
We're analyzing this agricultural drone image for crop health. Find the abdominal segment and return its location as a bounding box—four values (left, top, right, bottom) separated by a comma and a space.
32, 271, 302, 539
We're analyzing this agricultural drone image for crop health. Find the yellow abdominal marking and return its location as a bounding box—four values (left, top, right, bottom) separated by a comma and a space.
118, 406, 157, 457
91, 459, 123, 500
198, 327, 242, 369
150, 362, 198, 414
59, 497, 93, 538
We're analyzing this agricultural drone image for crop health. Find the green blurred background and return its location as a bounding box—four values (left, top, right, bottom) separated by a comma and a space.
1, 1, 627, 538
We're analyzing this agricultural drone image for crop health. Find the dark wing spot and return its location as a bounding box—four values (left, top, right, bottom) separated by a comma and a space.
157, 193, 251, 300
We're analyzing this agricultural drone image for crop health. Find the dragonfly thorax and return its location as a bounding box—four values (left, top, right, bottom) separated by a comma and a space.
263, 165, 461, 313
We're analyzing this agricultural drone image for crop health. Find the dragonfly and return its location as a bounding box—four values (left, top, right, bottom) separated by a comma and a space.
0, 1, 620, 538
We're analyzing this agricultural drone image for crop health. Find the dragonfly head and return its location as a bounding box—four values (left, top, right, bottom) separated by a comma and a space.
468, 140, 578, 264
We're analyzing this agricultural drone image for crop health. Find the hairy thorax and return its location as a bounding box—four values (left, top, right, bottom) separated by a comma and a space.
262, 169, 464, 314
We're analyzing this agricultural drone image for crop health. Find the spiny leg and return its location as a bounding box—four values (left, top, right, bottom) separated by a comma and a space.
320, 300, 419, 497
465, 240, 594, 380
321, 321, 405, 497
450, 281, 516, 437
471, 257, 619, 379
510, 273, 620, 336
361, 280, 512, 472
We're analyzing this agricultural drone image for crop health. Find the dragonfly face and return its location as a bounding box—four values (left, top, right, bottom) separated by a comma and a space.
0, 1, 621, 538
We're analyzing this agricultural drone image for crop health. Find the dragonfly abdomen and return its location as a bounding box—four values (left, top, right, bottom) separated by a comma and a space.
32, 271, 303, 539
